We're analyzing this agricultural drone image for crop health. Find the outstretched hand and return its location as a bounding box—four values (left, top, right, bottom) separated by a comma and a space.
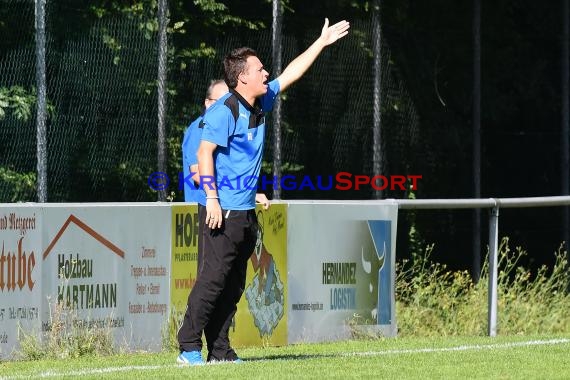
320, 18, 350, 46
276, 17, 350, 92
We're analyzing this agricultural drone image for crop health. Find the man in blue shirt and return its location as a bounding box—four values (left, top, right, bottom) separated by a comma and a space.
177, 18, 350, 365
180, 80, 270, 362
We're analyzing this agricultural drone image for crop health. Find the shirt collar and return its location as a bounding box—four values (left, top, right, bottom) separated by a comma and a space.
229, 88, 262, 115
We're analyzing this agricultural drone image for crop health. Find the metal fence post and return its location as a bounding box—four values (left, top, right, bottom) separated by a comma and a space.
156, 0, 168, 202
372, 0, 383, 200
488, 204, 499, 337
272, 0, 283, 200
35, 0, 47, 202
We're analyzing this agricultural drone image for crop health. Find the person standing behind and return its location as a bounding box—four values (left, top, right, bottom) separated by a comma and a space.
181, 79, 228, 206
177, 18, 350, 365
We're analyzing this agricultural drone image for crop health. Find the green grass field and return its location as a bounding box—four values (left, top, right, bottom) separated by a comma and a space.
2, 335, 570, 379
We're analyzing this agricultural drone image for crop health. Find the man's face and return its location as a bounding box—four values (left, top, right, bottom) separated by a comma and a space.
242, 56, 269, 97
204, 83, 229, 109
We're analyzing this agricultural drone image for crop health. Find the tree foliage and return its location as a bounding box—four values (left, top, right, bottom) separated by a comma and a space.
0, 86, 37, 121
0, 0, 566, 270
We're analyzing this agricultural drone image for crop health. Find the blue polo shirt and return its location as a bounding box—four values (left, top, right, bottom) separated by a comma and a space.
181, 115, 206, 205
201, 79, 280, 210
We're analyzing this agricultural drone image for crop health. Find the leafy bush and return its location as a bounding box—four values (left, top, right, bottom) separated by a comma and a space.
0, 86, 36, 121
0, 167, 36, 202
396, 237, 570, 336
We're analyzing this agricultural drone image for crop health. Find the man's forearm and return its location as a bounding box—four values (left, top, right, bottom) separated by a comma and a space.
197, 150, 217, 198
279, 37, 327, 89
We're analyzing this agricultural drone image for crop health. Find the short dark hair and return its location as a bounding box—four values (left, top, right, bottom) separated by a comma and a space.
223, 47, 258, 89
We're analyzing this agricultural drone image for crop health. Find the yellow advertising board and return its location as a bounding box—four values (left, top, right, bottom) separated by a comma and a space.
170, 204, 200, 316
231, 203, 288, 347
169, 203, 287, 347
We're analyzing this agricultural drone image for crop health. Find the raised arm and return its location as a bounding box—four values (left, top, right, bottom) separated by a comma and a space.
277, 18, 350, 92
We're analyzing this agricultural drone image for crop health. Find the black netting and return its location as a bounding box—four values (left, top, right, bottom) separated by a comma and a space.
0, 0, 36, 202
44, 4, 158, 201
2, 2, 568, 272
1, 4, 420, 203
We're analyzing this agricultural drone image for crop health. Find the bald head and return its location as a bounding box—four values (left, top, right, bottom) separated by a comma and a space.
204, 80, 228, 109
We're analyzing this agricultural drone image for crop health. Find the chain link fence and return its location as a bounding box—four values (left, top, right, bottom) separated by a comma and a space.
1, 1, 422, 203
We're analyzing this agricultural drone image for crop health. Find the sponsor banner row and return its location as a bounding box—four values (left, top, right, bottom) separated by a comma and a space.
0, 202, 397, 359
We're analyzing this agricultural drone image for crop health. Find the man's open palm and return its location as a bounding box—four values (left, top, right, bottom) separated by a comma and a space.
320, 18, 350, 46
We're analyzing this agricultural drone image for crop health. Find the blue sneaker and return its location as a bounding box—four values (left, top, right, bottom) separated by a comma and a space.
177, 351, 204, 365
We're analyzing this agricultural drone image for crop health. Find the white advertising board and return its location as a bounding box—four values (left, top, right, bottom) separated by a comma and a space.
286, 201, 397, 343
41, 204, 171, 352
0, 205, 42, 359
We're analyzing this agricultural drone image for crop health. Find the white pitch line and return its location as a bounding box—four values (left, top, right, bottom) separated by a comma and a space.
344, 338, 570, 357
1, 364, 179, 380
3, 338, 569, 379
